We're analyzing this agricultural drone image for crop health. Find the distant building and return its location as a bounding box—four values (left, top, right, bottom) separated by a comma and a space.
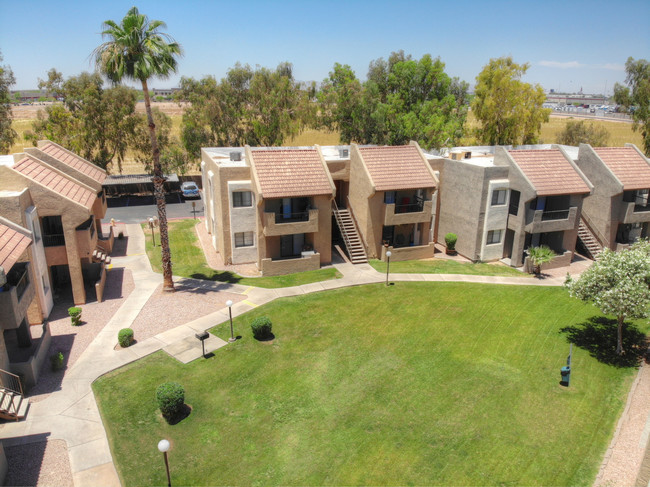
152, 88, 180, 98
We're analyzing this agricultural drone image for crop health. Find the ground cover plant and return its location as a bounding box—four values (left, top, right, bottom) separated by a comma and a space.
93, 282, 646, 486
143, 219, 341, 288
369, 258, 530, 277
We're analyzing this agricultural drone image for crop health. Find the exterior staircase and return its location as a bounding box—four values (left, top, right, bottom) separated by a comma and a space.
333, 203, 368, 264
578, 219, 603, 260
0, 369, 28, 422
92, 248, 111, 266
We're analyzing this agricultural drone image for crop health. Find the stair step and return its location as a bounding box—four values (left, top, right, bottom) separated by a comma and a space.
16, 398, 29, 419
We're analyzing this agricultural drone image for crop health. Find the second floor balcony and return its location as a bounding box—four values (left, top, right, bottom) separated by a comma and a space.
384, 198, 433, 226
263, 208, 319, 236
0, 263, 35, 330
621, 190, 650, 223
525, 207, 578, 233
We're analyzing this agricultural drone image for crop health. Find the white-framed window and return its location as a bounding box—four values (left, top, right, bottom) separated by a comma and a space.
234, 231, 254, 248
486, 230, 503, 245
233, 191, 253, 208
491, 189, 507, 206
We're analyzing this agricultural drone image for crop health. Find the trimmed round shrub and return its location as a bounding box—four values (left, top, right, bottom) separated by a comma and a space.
50, 351, 64, 371
156, 382, 185, 418
251, 316, 273, 340
444, 233, 458, 251
118, 328, 134, 348
68, 307, 82, 326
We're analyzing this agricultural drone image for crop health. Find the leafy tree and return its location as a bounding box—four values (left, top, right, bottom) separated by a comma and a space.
25, 72, 137, 171
0, 50, 17, 153
614, 57, 650, 156
557, 120, 609, 146
37, 68, 64, 99
178, 62, 312, 156
94, 6, 182, 292
472, 57, 550, 145
526, 245, 555, 274
319, 52, 468, 150
566, 240, 650, 355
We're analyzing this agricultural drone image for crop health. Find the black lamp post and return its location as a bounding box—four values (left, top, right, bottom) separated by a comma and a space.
149, 217, 156, 247
385, 250, 392, 286
157, 439, 171, 487
226, 300, 236, 342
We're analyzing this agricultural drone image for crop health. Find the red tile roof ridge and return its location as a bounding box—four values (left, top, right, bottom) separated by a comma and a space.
13, 156, 96, 209
0, 221, 33, 271
592, 146, 650, 190
39, 141, 107, 184
357, 145, 436, 191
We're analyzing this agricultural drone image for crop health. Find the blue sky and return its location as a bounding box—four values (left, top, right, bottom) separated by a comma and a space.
1, 0, 648, 94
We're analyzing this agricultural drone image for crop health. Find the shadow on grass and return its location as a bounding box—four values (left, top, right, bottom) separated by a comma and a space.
190, 271, 243, 284
164, 404, 192, 425
254, 332, 275, 342
560, 316, 649, 368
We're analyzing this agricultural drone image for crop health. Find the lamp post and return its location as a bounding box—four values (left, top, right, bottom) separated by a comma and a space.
226, 300, 235, 342
157, 439, 171, 487
385, 250, 392, 286
149, 217, 156, 247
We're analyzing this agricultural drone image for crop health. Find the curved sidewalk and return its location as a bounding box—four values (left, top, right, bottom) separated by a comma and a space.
0, 224, 603, 487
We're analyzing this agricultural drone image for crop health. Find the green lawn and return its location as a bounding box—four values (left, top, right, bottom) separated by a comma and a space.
369, 258, 530, 277
93, 282, 646, 486
143, 219, 341, 288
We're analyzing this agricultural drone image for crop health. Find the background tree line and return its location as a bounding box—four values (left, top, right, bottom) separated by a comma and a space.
2, 51, 649, 174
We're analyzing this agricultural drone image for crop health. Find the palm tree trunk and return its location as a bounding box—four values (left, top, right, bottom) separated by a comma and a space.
616, 315, 624, 355
141, 78, 174, 291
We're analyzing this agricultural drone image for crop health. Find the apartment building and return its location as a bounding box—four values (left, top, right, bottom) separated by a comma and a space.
201, 146, 335, 276
575, 144, 650, 254
0, 143, 111, 305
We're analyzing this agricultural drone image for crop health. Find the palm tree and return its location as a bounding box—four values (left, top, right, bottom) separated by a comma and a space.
93, 7, 182, 291
526, 245, 556, 275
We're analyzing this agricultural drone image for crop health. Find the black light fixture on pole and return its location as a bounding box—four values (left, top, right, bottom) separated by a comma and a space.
226, 300, 236, 342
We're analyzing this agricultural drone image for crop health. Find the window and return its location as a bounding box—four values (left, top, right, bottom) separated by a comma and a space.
486, 230, 502, 245
384, 191, 396, 204
233, 191, 252, 208
491, 189, 507, 206
234, 232, 254, 248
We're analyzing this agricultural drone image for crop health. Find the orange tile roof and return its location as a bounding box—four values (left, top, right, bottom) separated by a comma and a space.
40, 142, 106, 184
0, 223, 32, 271
251, 149, 333, 198
358, 146, 436, 191
592, 147, 650, 190
508, 149, 590, 196
13, 156, 96, 209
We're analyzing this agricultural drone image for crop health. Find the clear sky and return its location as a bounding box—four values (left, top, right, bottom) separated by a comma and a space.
1, 0, 648, 95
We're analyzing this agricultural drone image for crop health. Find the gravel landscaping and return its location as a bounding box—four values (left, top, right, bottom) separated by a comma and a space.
4, 439, 73, 487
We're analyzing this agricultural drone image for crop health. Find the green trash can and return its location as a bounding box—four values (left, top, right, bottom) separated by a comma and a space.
561, 366, 571, 386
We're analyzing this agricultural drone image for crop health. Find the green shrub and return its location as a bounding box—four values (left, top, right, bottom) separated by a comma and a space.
156, 382, 185, 418
68, 307, 82, 326
118, 328, 134, 348
251, 316, 273, 340
445, 233, 457, 251
50, 351, 64, 371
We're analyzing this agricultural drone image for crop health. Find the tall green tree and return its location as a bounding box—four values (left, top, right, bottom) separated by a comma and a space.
319, 52, 468, 150
93, 6, 182, 292
178, 62, 312, 156
614, 57, 650, 156
557, 120, 609, 147
566, 240, 650, 355
472, 57, 550, 145
0, 50, 17, 153
25, 72, 137, 171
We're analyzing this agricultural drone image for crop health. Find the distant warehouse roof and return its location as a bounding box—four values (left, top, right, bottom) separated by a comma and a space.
103, 174, 179, 185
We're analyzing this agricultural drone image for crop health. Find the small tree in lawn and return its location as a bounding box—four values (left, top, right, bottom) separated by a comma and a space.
527, 245, 555, 275
565, 240, 650, 355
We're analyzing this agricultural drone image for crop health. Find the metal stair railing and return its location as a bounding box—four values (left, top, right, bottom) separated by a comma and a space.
332, 201, 355, 258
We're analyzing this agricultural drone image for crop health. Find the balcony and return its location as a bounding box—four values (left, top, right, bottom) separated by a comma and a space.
76, 217, 98, 259
384, 199, 433, 226
263, 209, 319, 237
525, 207, 577, 233
0, 263, 35, 330
621, 201, 650, 224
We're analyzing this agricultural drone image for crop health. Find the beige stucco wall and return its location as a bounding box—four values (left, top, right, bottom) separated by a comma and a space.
260, 253, 320, 276
0, 163, 94, 304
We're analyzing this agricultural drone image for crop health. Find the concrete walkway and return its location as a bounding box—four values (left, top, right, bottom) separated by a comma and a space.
0, 225, 578, 486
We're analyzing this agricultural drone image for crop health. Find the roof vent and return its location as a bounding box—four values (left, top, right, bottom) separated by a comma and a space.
229, 151, 242, 162
339, 149, 349, 158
